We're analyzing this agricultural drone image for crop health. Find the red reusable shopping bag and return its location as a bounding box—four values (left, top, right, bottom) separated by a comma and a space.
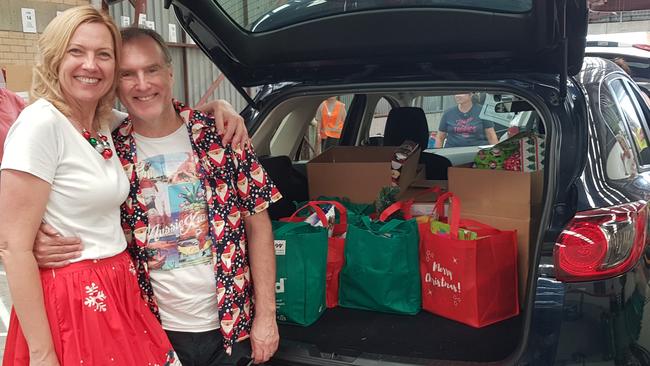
419, 193, 519, 328
312, 201, 347, 308
281, 200, 348, 308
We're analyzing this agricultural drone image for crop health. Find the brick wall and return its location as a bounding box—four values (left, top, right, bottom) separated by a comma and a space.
0, 0, 91, 66
0, 32, 39, 65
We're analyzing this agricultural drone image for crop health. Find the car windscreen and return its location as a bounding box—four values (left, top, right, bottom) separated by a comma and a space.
215, 0, 533, 32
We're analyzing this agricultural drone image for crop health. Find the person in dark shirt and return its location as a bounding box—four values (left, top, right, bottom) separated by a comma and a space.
434, 93, 498, 148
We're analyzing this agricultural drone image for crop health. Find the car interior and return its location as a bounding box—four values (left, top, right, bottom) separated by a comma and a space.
250, 89, 543, 361
254, 91, 540, 191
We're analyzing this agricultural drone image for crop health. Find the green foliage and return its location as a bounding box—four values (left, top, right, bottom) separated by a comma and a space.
375, 186, 403, 220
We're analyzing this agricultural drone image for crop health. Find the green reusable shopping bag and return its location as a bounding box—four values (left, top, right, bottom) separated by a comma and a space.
339, 216, 421, 315
272, 218, 329, 326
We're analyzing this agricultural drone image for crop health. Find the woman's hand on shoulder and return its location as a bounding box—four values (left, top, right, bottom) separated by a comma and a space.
195, 99, 250, 149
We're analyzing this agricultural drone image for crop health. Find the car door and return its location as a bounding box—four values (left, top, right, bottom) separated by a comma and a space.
608, 77, 650, 202
605, 75, 650, 364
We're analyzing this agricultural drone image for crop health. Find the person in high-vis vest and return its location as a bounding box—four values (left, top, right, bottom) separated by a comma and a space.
316, 96, 347, 152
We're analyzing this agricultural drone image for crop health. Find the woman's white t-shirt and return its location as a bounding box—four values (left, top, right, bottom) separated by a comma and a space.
1, 98, 129, 261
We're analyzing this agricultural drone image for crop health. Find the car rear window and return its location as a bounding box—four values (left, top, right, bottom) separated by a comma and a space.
216, 0, 533, 32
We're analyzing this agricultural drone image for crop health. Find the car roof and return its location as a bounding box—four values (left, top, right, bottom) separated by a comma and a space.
579, 57, 628, 87
585, 46, 650, 59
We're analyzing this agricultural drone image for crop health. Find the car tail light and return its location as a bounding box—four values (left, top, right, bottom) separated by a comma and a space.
554, 201, 648, 282
633, 44, 650, 52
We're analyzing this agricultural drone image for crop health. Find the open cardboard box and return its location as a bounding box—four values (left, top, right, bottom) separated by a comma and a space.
307, 146, 420, 204
448, 167, 543, 304
398, 179, 448, 217
399, 179, 448, 201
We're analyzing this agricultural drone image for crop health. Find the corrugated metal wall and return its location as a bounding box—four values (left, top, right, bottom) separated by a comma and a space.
108, 1, 250, 109
185, 48, 248, 111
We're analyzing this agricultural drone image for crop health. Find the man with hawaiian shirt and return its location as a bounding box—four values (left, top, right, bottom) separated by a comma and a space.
35, 27, 281, 366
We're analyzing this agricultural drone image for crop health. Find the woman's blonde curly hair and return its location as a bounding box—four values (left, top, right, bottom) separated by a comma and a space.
31, 5, 121, 127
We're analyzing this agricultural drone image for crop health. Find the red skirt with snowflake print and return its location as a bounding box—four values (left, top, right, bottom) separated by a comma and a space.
2, 251, 181, 366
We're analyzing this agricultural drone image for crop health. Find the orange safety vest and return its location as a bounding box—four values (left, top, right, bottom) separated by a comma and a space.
320, 101, 344, 139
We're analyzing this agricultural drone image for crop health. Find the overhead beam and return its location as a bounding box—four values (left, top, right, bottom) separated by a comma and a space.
590, 0, 650, 11
130, 0, 146, 26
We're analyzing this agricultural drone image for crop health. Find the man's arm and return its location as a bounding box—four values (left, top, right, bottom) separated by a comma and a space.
434, 114, 449, 148
485, 127, 498, 145
33, 223, 82, 268
314, 103, 323, 124
434, 131, 447, 148
315, 103, 326, 141
244, 210, 279, 364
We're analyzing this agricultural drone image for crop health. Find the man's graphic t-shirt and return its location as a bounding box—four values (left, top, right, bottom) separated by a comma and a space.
438, 104, 494, 147
134, 124, 218, 332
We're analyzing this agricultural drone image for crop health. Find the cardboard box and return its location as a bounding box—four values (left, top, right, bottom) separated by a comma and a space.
307, 146, 420, 204
399, 177, 447, 202
398, 180, 447, 201
1, 64, 33, 94
448, 167, 543, 304
397, 179, 448, 217
415, 164, 426, 181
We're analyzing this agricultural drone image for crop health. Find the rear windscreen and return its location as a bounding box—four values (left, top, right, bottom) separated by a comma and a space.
214, 0, 534, 32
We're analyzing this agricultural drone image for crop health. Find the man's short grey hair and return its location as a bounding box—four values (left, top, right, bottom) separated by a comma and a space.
120, 27, 172, 65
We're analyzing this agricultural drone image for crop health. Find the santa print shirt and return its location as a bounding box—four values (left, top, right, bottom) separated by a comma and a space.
112, 100, 282, 353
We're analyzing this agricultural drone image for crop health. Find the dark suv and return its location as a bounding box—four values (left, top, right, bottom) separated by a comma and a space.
170, 1, 650, 365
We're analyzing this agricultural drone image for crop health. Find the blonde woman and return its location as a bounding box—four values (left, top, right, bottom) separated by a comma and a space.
0, 6, 181, 365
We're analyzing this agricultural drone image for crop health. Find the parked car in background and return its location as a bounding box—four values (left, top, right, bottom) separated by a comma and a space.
586, 34, 650, 91
171, 0, 650, 364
